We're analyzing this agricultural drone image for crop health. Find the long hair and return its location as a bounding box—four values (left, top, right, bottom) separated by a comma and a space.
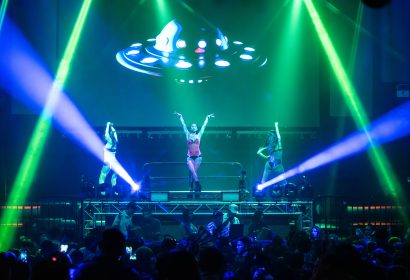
264, 130, 278, 147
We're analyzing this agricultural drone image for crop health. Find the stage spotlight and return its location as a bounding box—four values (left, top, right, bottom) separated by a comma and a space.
257, 99, 410, 211
130, 182, 140, 193
0, 15, 140, 250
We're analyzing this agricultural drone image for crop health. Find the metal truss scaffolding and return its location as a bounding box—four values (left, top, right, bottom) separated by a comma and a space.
81, 200, 313, 237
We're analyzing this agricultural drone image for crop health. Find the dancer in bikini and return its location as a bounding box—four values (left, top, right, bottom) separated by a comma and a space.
174, 112, 215, 192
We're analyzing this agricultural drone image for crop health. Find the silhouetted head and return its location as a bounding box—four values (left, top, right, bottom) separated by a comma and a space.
311, 226, 321, 240
125, 201, 137, 216
142, 208, 153, 219
99, 228, 126, 258
236, 237, 251, 255
211, 210, 223, 226
199, 247, 225, 276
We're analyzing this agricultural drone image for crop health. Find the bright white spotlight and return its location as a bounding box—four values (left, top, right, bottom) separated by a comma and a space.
198, 40, 207, 48
176, 60, 192, 69
215, 60, 230, 67
244, 47, 255, 52
140, 57, 158, 63
176, 39, 187, 48
240, 54, 253, 60
130, 182, 140, 193
126, 50, 140, 55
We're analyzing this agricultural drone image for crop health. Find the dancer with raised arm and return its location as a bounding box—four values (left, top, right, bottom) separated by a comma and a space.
257, 122, 287, 195
174, 112, 215, 192
99, 121, 119, 196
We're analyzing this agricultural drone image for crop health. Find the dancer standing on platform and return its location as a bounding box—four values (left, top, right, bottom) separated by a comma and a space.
257, 122, 287, 195
174, 112, 215, 192
99, 121, 119, 196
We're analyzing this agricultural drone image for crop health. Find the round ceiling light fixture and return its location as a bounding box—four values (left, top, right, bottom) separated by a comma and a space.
116, 19, 267, 84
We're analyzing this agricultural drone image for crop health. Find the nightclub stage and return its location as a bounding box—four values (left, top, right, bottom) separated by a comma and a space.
1, 0, 410, 250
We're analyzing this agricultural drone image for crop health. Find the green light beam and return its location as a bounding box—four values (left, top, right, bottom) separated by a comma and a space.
267, 0, 303, 122
304, 0, 407, 225
329, 2, 364, 194
155, 0, 171, 27
178, 1, 216, 30
0, 0, 93, 252
0, 0, 9, 32
263, 0, 292, 35
348, 2, 364, 76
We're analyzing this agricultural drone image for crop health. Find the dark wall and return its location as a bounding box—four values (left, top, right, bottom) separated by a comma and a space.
0, 90, 10, 202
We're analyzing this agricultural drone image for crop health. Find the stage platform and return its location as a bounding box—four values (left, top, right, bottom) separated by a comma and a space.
82, 198, 314, 237
2, 196, 407, 240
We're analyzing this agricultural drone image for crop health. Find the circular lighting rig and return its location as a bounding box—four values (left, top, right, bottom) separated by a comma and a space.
116, 19, 267, 84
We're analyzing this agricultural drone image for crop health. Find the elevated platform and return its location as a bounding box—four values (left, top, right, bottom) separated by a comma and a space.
0, 198, 314, 239
82, 199, 314, 237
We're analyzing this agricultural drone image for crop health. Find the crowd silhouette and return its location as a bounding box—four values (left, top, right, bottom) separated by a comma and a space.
1, 211, 409, 280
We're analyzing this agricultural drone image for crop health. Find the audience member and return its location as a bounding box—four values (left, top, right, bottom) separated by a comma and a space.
140, 208, 162, 242
112, 201, 138, 240
156, 250, 200, 280
198, 247, 225, 280
3, 206, 410, 280
207, 210, 226, 238
74, 228, 139, 280
222, 204, 240, 238
248, 210, 267, 239
178, 208, 198, 239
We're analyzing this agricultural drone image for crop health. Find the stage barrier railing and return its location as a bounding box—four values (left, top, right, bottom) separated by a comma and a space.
142, 161, 245, 193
